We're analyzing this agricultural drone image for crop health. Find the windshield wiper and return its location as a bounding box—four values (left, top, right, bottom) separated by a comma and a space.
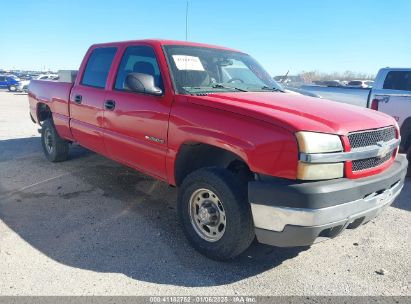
260, 85, 285, 92
211, 83, 248, 92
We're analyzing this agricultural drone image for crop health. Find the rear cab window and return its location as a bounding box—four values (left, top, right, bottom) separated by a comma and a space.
383, 71, 411, 91
81, 47, 117, 88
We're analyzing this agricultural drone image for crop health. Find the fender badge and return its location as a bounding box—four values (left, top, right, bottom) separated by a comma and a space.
145, 135, 165, 144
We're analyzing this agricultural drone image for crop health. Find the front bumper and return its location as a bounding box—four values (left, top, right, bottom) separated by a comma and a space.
249, 154, 408, 247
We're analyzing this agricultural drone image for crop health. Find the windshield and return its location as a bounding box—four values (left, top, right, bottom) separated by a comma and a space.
164, 45, 283, 94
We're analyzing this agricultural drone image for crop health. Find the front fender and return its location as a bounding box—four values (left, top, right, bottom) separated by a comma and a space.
166, 98, 298, 185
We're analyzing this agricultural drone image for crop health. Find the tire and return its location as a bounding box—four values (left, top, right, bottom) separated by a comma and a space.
41, 119, 69, 162
407, 146, 411, 177
178, 167, 254, 260
8, 85, 17, 92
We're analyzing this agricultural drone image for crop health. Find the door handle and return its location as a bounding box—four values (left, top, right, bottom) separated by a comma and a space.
74, 95, 82, 104
104, 100, 116, 110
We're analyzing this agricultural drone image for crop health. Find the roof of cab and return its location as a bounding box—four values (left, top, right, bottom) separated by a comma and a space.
379, 67, 411, 71
89, 39, 242, 53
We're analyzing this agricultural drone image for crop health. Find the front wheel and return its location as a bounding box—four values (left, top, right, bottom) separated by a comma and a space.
178, 167, 254, 260
41, 119, 69, 162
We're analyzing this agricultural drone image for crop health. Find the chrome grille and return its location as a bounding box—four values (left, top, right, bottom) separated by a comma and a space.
348, 126, 396, 172
351, 152, 393, 171
348, 126, 396, 149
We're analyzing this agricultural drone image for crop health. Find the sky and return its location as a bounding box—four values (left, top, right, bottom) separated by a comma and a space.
1, 0, 410, 76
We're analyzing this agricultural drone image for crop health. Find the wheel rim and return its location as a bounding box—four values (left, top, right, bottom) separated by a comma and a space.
189, 188, 226, 242
10, 86, 16, 91
44, 129, 54, 154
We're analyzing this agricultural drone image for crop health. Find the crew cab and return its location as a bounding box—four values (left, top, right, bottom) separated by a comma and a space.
368, 68, 411, 174
28, 40, 408, 260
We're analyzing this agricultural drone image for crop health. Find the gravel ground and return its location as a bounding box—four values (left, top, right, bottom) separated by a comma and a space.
0, 90, 410, 296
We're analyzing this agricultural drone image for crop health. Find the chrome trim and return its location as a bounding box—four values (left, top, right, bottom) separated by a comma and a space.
348, 125, 394, 135
300, 138, 400, 163
250, 180, 403, 232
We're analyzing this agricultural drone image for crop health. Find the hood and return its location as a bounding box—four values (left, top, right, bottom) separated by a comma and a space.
187, 92, 396, 135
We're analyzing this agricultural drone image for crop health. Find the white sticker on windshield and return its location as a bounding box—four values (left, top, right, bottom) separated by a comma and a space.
172, 55, 204, 71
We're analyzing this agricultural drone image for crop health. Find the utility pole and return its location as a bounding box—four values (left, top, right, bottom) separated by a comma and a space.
185, 0, 189, 41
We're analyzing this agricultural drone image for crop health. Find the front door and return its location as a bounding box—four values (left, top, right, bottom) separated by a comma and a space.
103, 45, 171, 180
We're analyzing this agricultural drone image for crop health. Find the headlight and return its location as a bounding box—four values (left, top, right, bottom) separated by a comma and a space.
295, 132, 343, 153
296, 132, 344, 180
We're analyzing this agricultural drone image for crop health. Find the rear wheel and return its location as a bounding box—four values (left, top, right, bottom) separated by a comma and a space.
178, 167, 254, 260
41, 119, 69, 162
8, 85, 17, 92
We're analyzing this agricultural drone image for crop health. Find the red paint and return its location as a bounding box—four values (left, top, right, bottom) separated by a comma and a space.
28, 39, 399, 184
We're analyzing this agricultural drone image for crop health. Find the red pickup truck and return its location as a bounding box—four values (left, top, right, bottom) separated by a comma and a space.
28, 39, 407, 260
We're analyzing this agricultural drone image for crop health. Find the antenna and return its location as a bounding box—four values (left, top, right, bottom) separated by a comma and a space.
185, 0, 189, 41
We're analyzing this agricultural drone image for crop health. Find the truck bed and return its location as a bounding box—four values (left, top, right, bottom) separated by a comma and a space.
28, 79, 74, 140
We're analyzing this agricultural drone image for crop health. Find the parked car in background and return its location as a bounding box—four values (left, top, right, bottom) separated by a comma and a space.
347, 80, 373, 88
368, 67, 411, 174
36, 74, 59, 80
14, 74, 59, 93
15, 80, 30, 93
285, 87, 322, 98
28, 39, 407, 260
0, 74, 20, 91
323, 80, 343, 87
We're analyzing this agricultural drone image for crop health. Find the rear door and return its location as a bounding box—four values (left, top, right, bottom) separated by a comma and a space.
69, 47, 117, 154
103, 44, 172, 180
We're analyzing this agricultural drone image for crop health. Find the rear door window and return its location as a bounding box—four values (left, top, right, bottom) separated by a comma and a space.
81, 47, 117, 88
383, 71, 411, 91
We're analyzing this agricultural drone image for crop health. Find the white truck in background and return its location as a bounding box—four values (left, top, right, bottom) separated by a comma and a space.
368, 68, 411, 173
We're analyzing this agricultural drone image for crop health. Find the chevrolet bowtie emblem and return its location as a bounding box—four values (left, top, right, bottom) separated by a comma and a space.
376, 141, 390, 159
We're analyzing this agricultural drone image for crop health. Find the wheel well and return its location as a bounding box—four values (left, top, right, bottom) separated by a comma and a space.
37, 103, 52, 123
174, 142, 253, 186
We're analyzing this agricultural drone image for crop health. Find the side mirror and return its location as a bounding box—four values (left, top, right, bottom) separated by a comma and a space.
125, 72, 162, 96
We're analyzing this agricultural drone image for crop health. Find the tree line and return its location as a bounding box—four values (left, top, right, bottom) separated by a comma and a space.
299, 70, 375, 81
